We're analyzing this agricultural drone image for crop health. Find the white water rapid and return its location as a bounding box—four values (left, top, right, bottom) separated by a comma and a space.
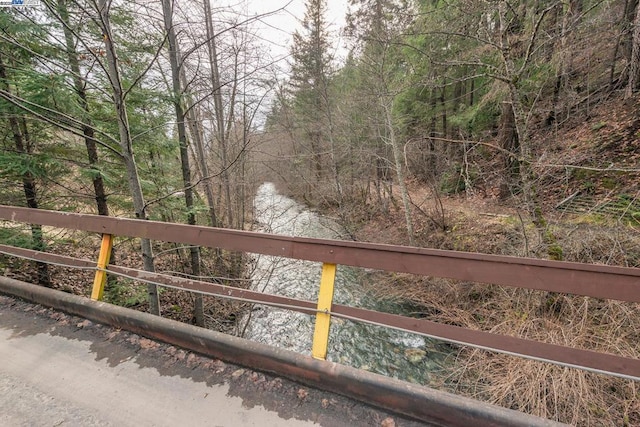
242, 182, 443, 384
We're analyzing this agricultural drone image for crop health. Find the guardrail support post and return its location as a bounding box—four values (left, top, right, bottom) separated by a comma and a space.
91, 234, 113, 301
312, 263, 336, 360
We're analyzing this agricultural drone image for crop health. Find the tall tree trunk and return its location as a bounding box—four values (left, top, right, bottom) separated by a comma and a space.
203, 0, 233, 228
58, 0, 109, 217
382, 100, 414, 245
498, 100, 519, 194
57, 0, 119, 284
427, 87, 437, 178
440, 81, 447, 139
508, 87, 543, 226
496, 1, 540, 223
310, 131, 323, 180
609, 0, 638, 88
626, 0, 640, 98
320, 72, 342, 203
624, 0, 640, 62
0, 54, 51, 286
97, 0, 159, 315
453, 77, 462, 111
183, 85, 218, 228
161, 0, 204, 326
549, 0, 582, 124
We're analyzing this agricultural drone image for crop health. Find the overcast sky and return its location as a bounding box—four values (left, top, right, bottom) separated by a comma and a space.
219, 0, 349, 63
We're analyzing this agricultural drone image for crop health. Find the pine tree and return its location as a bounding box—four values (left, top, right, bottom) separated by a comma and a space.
0, 11, 53, 285
289, 0, 334, 185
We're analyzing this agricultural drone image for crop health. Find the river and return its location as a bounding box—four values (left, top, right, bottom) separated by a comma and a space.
242, 182, 444, 384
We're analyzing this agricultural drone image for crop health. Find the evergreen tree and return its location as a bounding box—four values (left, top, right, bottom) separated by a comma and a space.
289, 0, 335, 188
0, 10, 63, 285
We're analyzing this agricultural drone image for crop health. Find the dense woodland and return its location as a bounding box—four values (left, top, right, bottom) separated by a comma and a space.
1, 0, 640, 424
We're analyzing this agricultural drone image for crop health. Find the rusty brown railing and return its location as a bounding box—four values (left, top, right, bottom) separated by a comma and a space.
0, 205, 639, 380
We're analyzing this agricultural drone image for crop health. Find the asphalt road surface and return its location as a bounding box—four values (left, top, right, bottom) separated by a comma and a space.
0, 295, 426, 427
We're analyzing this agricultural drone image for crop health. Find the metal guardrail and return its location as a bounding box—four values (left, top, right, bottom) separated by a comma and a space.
0, 276, 563, 426
0, 205, 639, 381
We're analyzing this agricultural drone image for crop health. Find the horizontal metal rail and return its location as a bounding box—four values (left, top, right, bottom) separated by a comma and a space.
1, 205, 639, 303
1, 243, 639, 380
0, 276, 562, 427
0, 244, 317, 315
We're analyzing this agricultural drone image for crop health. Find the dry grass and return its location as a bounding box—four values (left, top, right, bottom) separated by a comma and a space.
358, 208, 640, 426
363, 271, 640, 425
449, 350, 638, 425
444, 290, 639, 426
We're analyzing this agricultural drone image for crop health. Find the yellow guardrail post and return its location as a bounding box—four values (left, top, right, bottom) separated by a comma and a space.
311, 263, 336, 360
91, 234, 113, 301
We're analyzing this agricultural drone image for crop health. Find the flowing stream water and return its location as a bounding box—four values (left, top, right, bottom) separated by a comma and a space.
242, 182, 444, 384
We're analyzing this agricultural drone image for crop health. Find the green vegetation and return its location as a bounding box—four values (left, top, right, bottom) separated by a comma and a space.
103, 279, 149, 308
1, 0, 639, 424
0, 227, 32, 249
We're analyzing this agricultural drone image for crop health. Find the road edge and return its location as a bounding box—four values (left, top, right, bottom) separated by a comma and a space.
0, 276, 564, 427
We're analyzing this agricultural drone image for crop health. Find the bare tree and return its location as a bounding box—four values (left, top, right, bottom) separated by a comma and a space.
626, 0, 640, 97
203, 0, 235, 228
97, 0, 160, 315
160, 0, 205, 326
346, 0, 415, 243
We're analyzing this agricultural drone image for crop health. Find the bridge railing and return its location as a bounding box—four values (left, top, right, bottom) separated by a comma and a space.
0, 205, 639, 380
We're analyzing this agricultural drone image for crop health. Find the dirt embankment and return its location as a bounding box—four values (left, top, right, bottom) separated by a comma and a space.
347, 98, 640, 425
